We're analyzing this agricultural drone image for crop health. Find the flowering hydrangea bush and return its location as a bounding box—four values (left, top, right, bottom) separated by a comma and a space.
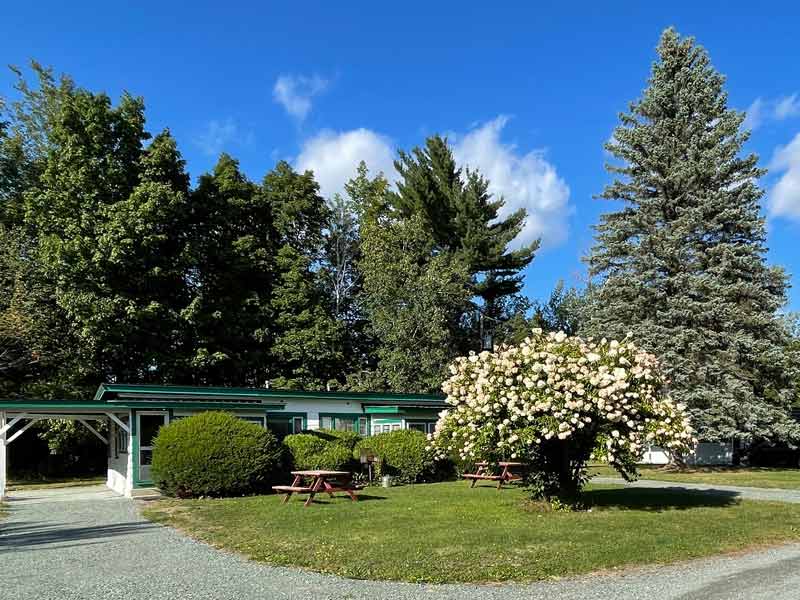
430, 330, 696, 499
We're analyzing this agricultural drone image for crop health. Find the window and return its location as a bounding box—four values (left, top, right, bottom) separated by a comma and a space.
335, 417, 355, 432
238, 415, 266, 428
137, 413, 167, 482
319, 415, 359, 432
406, 421, 437, 434
266, 415, 306, 440
358, 417, 368, 436
372, 420, 401, 434
114, 417, 129, 458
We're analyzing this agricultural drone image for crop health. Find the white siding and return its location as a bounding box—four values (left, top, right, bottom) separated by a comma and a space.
282, 399, 362, 430
106, 417, 134, 496
639, 442, 734, 466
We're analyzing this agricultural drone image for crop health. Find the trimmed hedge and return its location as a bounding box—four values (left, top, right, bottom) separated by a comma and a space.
283, 429, 360, 471
151, 412, 282, 497
354, 429, 449, 483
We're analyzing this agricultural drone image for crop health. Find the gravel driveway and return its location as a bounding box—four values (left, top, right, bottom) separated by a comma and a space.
3, 484, 800, 600
591, 477, 800, 503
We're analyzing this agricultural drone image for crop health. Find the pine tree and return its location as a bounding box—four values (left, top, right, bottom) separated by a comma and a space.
586, 28, 798, 454
391, 135, 538, 345
531, 280, 584, 336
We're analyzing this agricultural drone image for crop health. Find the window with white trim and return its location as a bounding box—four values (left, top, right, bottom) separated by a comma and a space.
319, 415, 359, 432
406, 421, 437, 434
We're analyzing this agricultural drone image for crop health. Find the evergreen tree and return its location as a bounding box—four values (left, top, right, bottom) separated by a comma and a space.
531, 280, 584, 336
586, 28, 798, 454
391, 135, 538, 345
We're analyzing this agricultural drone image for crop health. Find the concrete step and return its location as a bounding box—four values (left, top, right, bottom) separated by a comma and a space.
131, 487, 162, 500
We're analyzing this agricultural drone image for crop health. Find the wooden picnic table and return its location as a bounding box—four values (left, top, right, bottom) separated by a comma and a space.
462, 461, 524, 489
272, 470, 361, 507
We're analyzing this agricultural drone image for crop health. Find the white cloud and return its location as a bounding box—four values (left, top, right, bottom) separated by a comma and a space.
294, 116, 572, 249
273, 74, 329, 121
769, 132, 800, 220
744, 94, 800, 131
743, 98, 765, 131
775, 94, 800, 120
451, 116, 571, 248
194, 118, 249, 156
295, 128, 397, 199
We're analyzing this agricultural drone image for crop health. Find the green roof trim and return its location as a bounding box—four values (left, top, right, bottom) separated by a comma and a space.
0, 400, 115, 410
0, 383, 447, 411
94, 383, 446, 405
0, 399, 286, 411
364, 406, 401, 414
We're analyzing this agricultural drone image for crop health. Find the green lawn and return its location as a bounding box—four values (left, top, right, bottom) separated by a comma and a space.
7, 475, 106, 491
143, 481, 800, 583
590, 464, 800, 489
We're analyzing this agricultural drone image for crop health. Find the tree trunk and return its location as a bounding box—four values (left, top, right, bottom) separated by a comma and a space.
557, 443, 578, 499
731, 438, 742, 467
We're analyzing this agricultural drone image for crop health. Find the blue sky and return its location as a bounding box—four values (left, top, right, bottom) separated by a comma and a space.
3, 2, 800, 310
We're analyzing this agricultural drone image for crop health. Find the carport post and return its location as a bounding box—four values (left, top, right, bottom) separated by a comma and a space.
0, 410, 6, 500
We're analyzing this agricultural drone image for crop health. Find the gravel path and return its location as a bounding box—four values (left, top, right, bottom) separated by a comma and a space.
592, 477, 800, 503
3, 484, 800, 599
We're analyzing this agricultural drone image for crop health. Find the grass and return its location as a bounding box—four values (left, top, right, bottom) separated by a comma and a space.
143, 480, 800, 583
7, 475, 106, 491
589, 464, 800, 489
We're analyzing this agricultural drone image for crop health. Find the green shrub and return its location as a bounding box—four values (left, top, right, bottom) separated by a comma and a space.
283, 434, 328, 470
355, 429, 450, 483
152, 412, 282, 497
316, 444, 356, 470
283, 429, 360, 471
307, 429, 361, 450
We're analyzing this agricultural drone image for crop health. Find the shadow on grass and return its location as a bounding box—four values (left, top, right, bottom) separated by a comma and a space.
584, 486, 740, 511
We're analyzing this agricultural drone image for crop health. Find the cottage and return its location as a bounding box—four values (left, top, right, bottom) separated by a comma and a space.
0, 383, 447, 499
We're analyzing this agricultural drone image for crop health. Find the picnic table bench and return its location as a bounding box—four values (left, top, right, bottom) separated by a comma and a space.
273, 470, 361, 507
462, 461, 524, 489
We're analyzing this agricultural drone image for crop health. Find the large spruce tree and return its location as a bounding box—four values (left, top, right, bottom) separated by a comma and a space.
586, 28, 798, 454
